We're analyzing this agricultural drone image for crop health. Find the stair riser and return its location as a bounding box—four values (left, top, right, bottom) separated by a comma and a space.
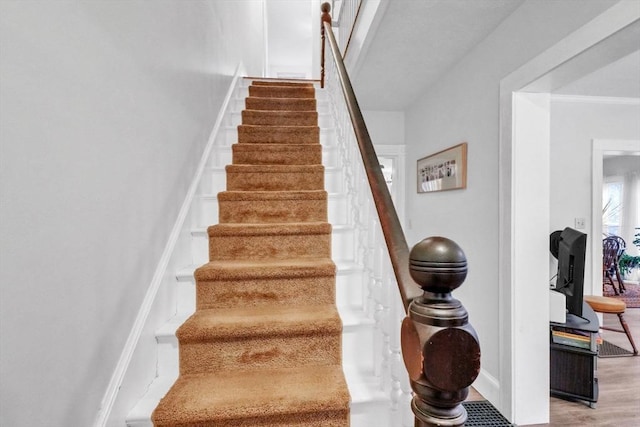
328, 193, 348, 224
242, 110, 318, 126
196, 276, 335, 309
236, 111, 332, 128
232, 144, 322, 165
351, 403, 392, 427
207, 144, 335, 167
218, 198, 327, 224
321, 127, 337, 146
336, 267, 366, 309
195, 191, 346, 229
250, 80, 315, 87
324, 168, 345, 193
209, 233, 331, 261
198, 168, 225, 194
175, 262, 365, 315
248, 85, 315, 99
199, 165, 338, 197
154, 411, 349, 427
342, 327, 375, 374
233, 96, 328, 115
216, 127, 237, 147
332, 227, 356, 263
226, 170, 325, 191
157, 317, 372, 379
178, 334, 341, 374
190, 228, 353, 265
238, 125, 320, 144
208, 146, 232, 167
323, 145, 339, 167
176, 280, 195, 314
157, 337, 179, 380
246, 97, 316, 111
194, 196, 218, 228
216, 123, 335, 148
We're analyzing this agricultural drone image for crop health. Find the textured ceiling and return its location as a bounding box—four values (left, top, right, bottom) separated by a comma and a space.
350, 0, 640, 110
351, 0, 525, 111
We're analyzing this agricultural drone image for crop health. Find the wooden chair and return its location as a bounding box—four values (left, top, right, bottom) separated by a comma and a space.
610, 235, 627, 293
603, 237, 625, 295
584, 295, 638, 356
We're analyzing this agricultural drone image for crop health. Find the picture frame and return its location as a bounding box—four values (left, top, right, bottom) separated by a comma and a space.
417, 142, 467, 193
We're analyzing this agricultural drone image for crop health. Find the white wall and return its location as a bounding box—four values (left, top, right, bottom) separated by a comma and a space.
0, 2, 264, 426
550, 98, 640, 285
266, 0, 315, 78
402, 0, 619, 419
363, 110, 405, 145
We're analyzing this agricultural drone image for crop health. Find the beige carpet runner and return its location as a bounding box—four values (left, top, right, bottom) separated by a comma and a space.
152, 80, 350, 426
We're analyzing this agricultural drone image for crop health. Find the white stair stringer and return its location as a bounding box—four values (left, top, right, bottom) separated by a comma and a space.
125, 80, 392, 427
125, 77, 246, 427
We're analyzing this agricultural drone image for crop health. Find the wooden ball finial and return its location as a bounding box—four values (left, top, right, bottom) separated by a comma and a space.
409, 236, 467, 294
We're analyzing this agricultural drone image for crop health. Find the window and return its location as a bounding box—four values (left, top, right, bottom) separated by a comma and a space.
603, 177, 623, 237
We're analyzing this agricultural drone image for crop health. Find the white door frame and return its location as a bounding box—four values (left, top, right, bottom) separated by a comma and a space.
376, 144, 407, 229
498, 4, 640, 424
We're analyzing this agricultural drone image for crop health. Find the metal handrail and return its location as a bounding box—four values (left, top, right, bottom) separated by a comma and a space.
322, 20, 422, 312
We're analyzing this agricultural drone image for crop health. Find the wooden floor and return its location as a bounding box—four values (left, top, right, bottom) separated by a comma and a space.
469, 307, 640, 426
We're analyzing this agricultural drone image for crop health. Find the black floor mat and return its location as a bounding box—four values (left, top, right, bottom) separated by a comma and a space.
462, 400, 513, 426
598, 339, 635, 357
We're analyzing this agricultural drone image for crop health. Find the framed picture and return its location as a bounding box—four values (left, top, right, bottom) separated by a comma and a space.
417, 142, 467, 193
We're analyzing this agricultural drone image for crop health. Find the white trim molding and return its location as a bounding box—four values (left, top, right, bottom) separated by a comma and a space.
551, 94, 640, 105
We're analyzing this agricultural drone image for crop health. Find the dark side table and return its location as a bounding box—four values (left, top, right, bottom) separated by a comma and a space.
549, 301, 599, 408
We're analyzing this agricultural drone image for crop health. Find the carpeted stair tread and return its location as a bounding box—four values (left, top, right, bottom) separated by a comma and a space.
208, 221, 331, 237
177, 306, 342, 374
218, 190, 327, 202
249, 84, 315, 99
226, 164, 324, 173
218, 190, 327, 224
195, 258, 336, 281
251, 80, 316, 87
246, 96, 316, 112
237, 124, 319, 144
196, 273, 335, 309
225, 164, 324, 191
232, 143, 322, 165
242, 110, 318, 126
194, 259, 336, 309
177, 304, 342, 342
151, 365, 350, 427
207, 222, 332, 260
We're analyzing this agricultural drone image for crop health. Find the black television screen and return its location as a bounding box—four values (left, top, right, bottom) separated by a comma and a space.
550, 227, 587, 318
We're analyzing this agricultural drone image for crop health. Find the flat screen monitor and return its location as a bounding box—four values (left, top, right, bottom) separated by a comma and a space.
550, 227, 587, 318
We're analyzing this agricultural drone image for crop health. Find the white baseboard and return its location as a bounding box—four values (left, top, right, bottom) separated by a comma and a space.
92, 63, 246, 427
472, 368, 501, 408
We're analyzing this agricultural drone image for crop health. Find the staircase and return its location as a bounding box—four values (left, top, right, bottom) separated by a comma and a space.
126, 79, 390, 426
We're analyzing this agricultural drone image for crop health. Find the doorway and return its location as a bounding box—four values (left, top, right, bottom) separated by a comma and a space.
499, 6, 640, 425
592, 139, 640, 295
